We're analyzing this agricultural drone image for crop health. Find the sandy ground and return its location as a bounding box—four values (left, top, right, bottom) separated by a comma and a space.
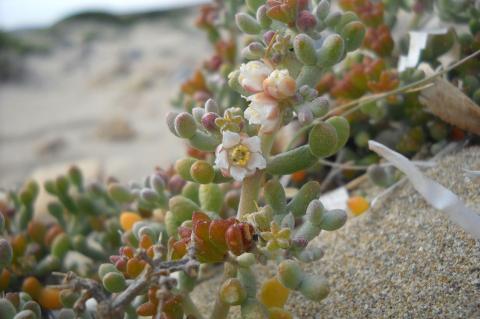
191, 146, 480, 318
0, 9, 209, 188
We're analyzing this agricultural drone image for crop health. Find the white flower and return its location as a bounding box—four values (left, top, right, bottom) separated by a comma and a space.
244, 93, 280, 133
215, 131, 267, 181
263, 69, 296, 100
238, 61, 273, 93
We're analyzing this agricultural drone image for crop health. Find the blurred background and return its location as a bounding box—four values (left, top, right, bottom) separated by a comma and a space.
0, 0, 211, 188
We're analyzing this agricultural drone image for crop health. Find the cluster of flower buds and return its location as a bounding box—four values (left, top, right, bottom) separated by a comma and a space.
170, 212, 255, 262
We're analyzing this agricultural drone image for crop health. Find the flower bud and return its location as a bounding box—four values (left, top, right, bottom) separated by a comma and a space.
0, 298, 16, 319
204, 98, 219, 113
305, 199, 325, 225
235, 13, 262, 34
326, 116, 350, 152
287, 181, 321, 217
256, 5, 272, 28
102, 271, 126, 293
108, 183, 135, 203
266, 145, 318, 175
324, 11, 341, 28
236, 252, 256, 267
314, 0, 330, 20
319, 209, 347, 231
51, 233, 70, 259
242, 42, 265, 60
174, 112, 197, 139
150, 174, 165, 193
298, 274, 329, 301
317, 34, 345, 67
219, 278, 247, 305
225, 190, 240, 209
336, 11, 358, 31
189, 131, 221, 152
264, 179, 287, 215
342, 21, 366, 52
22, 301, 41, 319
34, 255, 61, 277
0, 213, 4, 233
225, 223, 255, 256
140, 189, 159, 203
168, 175, 186, 194
201, 112, 219, 132
58, 309, 76, 319
308, 121, 338, 158
277, 260, 305, 290
297, 105, 314, 125
367, 165, 395, 188
269, 308, 293, 319
297, 246, 324, 263
68, 166, 83, 190
347, 196, 369, 216
98, 263, 119, 280
166, 111, 180, 136
296, 10, 317, 32
309, 97, 329, 117
0, 239, 13, 271
246, 0, 264, 12
258, 277, 290, 309
190, 160, 215, 184
119, 212, 142, 231
199, 183, 223, 213
263, 69, 296, 100
263, 30, 276, 45
175, 157, 196, 181
181, 182, 199, 203
192, 107, 205, 123
294, 34, 317, 66
13, 310, 36, 319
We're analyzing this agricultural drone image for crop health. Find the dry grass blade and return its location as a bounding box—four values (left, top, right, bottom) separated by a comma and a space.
420, 77, 480, 135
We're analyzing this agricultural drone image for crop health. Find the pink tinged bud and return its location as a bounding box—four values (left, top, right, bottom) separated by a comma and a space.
201, 112, 219, 131
193, 91, 211, 104
192, 107, 205, 123
296, 10, 317, 32
263, 30, 276, 45
168, 175, 186, 194
298, 106, 314, 125
263, 69, 297, 100
204, 98, 219, 113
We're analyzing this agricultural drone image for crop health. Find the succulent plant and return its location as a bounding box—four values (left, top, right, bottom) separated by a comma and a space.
1, 0, 478, 318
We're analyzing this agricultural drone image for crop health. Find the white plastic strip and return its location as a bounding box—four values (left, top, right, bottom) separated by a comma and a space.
368, 140, 480, 239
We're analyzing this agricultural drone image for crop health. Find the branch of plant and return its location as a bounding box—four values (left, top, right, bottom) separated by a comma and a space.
286, 49, 480, 151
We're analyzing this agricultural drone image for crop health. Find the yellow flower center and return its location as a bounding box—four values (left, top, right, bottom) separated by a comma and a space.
229, 144, 251, 167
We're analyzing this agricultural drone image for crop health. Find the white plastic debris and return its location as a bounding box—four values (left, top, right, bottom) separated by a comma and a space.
368, 140, 480, 240
398, 29, 451, 72
319, 187, 349, 211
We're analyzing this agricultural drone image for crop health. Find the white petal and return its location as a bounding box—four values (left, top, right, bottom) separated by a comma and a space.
230, 166, 247, 181
243, 136, 261, 153
222, 131, 240, 148
248, 152, 266, 170
244, 107, 261, 125
215, 148, 229, 170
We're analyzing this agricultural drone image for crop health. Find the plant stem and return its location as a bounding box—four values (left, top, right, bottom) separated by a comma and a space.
209, 263, 237, 319
237, 133, 276, 219
182, 294, 205, 319
237, 171, 263, 218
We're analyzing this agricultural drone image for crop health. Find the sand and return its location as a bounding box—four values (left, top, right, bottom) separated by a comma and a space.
191, 146, 480, 318
0, 9, 209, 188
